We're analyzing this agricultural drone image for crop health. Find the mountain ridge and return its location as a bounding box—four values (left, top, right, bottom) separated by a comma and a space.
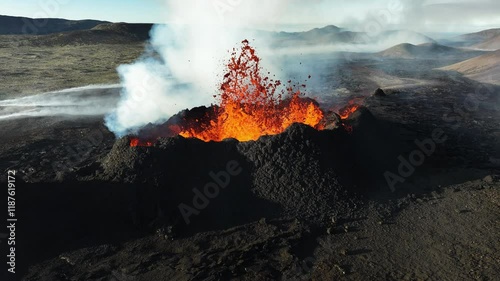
0, 15, 108, 35
446, 28, 500, 50
377, 42, 484, 59
439, 49, 500, 85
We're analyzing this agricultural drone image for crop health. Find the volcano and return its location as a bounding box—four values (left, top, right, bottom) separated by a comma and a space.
101, 42, 374, 230
129, 41, 360, 146
89, 104, 390, 235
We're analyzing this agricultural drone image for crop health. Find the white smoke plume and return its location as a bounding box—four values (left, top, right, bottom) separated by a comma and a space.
106, 0, 471, 137
0, 85, 121, 120
105, 0, 288, 137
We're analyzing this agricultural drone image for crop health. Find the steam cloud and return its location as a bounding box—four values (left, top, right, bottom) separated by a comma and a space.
105, 0, 288, 137
0, 85, 121, 120
104, 0, 456, 137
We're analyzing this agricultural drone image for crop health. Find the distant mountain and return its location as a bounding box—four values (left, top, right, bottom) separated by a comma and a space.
472, 34, 500, 50
0, 15, 107, 35
439, 50, 500, 85
29, 23, 153, 46
267, 26, 435, 49
91, 23, 153, 40
1, 16, 437, 51
379, 30, 436, 45
271, 25, 352, 45
457, 28, 500, 44
377, 42, 484, 59
447, 28, 500, 50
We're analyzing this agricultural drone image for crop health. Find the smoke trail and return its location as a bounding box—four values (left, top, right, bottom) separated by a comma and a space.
105, 0, 287, 137
0, 85, 121, 120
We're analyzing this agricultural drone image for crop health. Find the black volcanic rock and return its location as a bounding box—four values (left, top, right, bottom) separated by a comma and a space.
237, 123, 355, 218
86, 107, 399, 233
319, 110, 342, 130
95, 120, 363, 231
373, 88, 387, 97
343, 106, 404, 188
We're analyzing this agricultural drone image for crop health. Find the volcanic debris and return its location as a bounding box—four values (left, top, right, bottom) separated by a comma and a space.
93, 107, 384, 231
372, 88, 387, 97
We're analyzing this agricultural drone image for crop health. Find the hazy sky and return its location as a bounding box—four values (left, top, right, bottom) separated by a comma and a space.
1, 0, 499, 33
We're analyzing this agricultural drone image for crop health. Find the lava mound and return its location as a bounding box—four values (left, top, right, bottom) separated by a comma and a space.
96, 107, 383, 229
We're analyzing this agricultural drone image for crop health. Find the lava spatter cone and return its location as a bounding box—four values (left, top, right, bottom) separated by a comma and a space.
93, 108, 389, 231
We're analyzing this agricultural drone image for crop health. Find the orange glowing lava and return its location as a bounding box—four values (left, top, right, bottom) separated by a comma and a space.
339, 104, 360, 120
130, 138, 139, 147
130, 138, 153, 147
129, 40, 362, 146
178, 40, 324, 142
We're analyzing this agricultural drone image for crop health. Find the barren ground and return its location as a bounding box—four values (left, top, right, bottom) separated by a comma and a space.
0, 35, 144, 98
0, 40, 499, 281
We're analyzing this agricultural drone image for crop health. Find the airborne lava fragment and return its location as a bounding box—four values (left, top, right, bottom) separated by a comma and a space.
129, 41, 360, 146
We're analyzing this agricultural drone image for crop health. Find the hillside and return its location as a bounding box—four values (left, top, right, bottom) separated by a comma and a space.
268, 26, 434, 48
271, 25, 356, 46
448, 28, 500, 50
472, 34, 500, 50
439, 50, 500, 85
28, 23, 153, 46
91, 23, 153, 40
1, 17, 435, 51
377, 42, 483, 59
379, 30, 436, 45
458, 28, 500, 44
0, 15, 107, 35
275, 25, 346, 41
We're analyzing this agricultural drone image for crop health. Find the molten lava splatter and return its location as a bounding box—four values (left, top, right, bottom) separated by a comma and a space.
178, 40, 324, 142
130, 138, 139, 147
129, 40, 362, 146
130, 138, 153, 147
339, 104, 360, 120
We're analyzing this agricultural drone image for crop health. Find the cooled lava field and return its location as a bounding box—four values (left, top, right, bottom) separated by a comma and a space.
0, 17, 499, 281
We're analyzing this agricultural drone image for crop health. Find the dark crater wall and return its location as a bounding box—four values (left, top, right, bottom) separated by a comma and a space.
87, 107, 392, 232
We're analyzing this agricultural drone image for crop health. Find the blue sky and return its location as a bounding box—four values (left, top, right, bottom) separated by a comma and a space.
1, 0, 166, 23
1, 0, 499, 32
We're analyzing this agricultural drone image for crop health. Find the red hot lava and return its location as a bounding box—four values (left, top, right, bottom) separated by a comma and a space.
339, 104, 361, 120
130, 40, 360, 146
130, 139, 153, 147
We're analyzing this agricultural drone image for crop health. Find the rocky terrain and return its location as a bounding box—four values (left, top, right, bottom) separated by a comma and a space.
0, 75, 498, 280
0, 16, 499, 281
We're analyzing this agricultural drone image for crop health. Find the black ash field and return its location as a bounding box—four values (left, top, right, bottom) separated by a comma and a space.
0, 15, 499, 281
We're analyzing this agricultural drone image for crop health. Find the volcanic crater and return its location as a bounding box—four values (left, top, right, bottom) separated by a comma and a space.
83, 41, 385, 233
74, 104, 394, 237
2, 20, 499, 281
